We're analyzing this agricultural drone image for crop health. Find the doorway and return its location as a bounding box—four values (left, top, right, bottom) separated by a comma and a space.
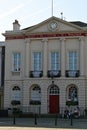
48, 85, 59, 114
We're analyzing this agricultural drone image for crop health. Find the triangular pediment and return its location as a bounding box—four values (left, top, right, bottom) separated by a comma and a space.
23, 16, 83, 34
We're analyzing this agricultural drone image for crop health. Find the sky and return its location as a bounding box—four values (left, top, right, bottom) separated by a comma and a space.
0, 0, 87, 41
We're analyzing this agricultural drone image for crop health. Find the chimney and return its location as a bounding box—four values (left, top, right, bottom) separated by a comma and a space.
13, 20, 20, 31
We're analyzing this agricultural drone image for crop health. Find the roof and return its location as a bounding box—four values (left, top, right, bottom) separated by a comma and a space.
23, 21, 87, 31
70, 21, 87, 27
22, 16, 85, 31
22, 19, 87, 31
22, 25, 35, 31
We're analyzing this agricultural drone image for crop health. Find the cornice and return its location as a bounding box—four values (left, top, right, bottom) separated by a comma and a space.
3, 30, 87, 40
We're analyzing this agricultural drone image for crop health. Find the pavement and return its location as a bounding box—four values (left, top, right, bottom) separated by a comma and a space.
0, 117, 87, 130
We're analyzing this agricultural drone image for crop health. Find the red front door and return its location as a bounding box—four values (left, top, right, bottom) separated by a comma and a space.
49, 95, 59, 114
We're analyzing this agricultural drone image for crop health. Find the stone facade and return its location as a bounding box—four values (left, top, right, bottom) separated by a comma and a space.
3, 16, 87, 114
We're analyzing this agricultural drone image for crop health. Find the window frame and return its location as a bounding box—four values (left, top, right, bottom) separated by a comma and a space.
68, 50, 78, 70
12, 52, 21, 72
66, 85, 78, 102
50, 51, 60, 70
11, 86, 21, 101
32, 51, 42, 71
31, 85, 41, 101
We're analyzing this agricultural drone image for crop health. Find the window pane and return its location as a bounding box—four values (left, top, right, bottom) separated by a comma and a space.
31, 86, 41, 101
51, 52, 60, 70
13, 53, 21, 71
33, 52, 41, 71
49, 86, 59, 95
69, 51, 78, 70
12, 87, 21, 101
68, 86, 78, 101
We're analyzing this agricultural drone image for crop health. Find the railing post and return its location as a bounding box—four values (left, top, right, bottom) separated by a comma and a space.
70, 114, 73, 126
34, 104, 37, 125
35, 113, 37, 125
55, 114, 57, 126
13, 115, 16, 125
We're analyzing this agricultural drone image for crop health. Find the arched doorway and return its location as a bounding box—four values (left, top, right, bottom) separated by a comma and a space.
48, 84, 59, 114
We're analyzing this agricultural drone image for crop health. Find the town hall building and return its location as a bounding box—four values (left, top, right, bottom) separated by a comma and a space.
3, 16, 87, 114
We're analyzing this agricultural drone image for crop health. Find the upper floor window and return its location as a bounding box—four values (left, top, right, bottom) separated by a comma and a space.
33, 52, 42, 71
68, 51, 78, 70
12, 52, 21, 71
50, 52, 60, 70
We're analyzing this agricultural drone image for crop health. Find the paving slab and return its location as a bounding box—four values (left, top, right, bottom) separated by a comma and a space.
0, 127, 86, 130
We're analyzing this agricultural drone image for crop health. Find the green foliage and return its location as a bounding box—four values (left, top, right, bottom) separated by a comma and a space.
29, 100, 41, 105
66, 101, 78, 106
12, 108, 22, 115
11, 100, 21, 105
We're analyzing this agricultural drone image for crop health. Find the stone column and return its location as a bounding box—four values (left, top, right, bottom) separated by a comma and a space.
60, 38, 66, 77
42, 39, 48, 77
25, 39, 31, 77
79, 37, 85, 76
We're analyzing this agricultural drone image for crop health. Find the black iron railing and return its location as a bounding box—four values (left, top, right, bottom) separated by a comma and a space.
65, 70, 80, 77
47, 70, 61, 77
30, 71, 43, 78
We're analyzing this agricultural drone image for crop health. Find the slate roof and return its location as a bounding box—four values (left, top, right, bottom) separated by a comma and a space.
70, 21, 87, 27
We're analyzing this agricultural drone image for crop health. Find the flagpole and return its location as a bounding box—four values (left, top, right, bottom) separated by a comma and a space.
52, 0, 53, 16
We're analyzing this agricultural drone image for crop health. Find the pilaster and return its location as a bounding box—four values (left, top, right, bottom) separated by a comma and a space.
60, 38, 66, 77
79, 36, 85, 76
25, 38, 31, 77
42, 38, 48, 77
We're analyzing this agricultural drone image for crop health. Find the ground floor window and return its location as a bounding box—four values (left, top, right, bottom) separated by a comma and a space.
11, 86, 21, 105
67, 84, 78, 101
66, 84, 78, 106
29, 84, 41, 114
30, 84, 41, 105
